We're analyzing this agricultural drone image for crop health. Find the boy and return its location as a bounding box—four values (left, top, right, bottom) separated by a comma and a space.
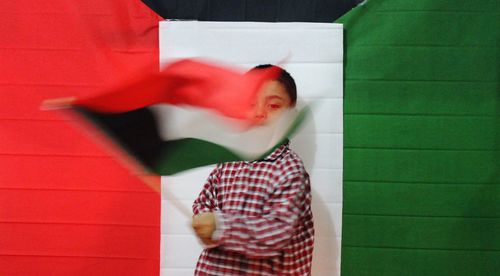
192, 65, 314, 275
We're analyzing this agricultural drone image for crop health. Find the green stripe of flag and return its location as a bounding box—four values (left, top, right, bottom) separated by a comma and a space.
338, 0, 499, 275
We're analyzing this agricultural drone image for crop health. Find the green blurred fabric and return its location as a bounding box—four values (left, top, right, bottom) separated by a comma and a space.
337, 0, 499, 275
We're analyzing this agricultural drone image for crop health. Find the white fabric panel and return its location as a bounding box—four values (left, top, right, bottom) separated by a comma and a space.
161, 269, 199, 276
161, 234, 202, 267
310, 169, 343, 203
159, 21, 343, 276
285, 63, 343, 99
292, 134, 343, 170
160, 22, 343, 65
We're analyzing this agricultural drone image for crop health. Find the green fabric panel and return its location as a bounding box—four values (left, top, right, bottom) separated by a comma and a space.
344, 115, 498, 150
346, 47, 497, 81
342, 215, 500, 250
344, 182, 500, 217
337, 0, 499, 275
341, 247, 500, 276
341, 1, 498, 47
344, 149, 498, 183
345, 81, 498, 115
375, 0, 499, 12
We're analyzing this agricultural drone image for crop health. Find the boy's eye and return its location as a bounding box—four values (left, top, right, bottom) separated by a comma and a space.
268, 104, 282, 110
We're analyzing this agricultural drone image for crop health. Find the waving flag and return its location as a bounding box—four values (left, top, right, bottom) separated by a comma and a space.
45, 59, 308, 178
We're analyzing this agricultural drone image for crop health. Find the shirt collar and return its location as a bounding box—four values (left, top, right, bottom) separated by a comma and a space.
260, 140, 289, 162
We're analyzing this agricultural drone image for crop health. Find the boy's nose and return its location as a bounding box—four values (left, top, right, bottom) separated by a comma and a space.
254, 110, 267, 119
253, 104, 268, 123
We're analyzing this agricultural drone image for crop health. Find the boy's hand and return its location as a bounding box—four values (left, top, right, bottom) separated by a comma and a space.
192, 212, 217, 246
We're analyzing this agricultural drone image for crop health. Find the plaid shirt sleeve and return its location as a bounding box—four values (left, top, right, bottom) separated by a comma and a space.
215, 170, 310, 258
192, 165, 221, 215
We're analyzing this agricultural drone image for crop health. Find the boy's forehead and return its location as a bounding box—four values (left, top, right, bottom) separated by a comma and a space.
260, 81, 289, 99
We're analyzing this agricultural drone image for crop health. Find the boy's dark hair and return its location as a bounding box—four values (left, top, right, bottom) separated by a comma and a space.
251, 64, 297, 106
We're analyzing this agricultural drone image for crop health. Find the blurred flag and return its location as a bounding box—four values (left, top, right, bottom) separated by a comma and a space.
44, 59, 308, 177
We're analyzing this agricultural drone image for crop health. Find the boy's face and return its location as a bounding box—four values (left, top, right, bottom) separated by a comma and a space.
252, 80, 293, 125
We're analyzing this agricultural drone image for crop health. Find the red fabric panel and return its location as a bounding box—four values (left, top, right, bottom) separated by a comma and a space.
1, 86, 98, 120
0, 256, 159, 276
0, 1, 162, 275
0, 156, 154, 191
0, 190, 159, 225
0, 120, 103, 156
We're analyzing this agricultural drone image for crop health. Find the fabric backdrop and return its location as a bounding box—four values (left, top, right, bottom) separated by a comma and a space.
1, 0, 498, 275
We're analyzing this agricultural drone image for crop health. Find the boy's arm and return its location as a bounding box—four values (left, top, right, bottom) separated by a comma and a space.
215, 171, 311, 258
192, 166, 220, 215
192, 166, 221, 247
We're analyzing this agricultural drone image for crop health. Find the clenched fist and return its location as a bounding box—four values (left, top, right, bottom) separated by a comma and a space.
192, 212, 217, 247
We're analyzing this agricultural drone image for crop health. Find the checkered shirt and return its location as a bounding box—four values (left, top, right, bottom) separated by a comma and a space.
192, 141, 314, 275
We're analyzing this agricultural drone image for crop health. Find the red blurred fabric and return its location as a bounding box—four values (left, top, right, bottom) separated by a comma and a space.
0, 1, 162, 275
73, 59, 281, 121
